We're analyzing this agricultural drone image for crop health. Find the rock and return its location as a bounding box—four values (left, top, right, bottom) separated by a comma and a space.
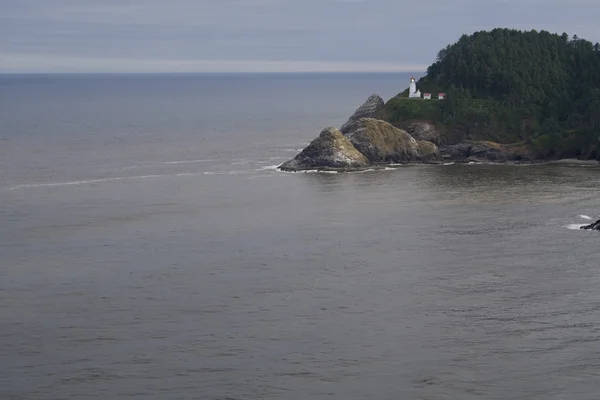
405, 121, 442, 145
470, 141, 507, 161
440, 140, 533, 162
340, 94, 385, 134
439, 142, 474, 161
278, 127, 369, 171
343, 118, 440, 163
581, 219, 600, 231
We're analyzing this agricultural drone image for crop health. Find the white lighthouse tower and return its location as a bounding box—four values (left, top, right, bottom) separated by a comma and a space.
408, 77, 421, 98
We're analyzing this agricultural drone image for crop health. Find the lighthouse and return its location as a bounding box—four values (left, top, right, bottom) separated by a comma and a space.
408, 77, 421, 98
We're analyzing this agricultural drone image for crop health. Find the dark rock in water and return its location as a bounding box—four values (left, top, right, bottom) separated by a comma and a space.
278, 127, 369, 171
405, 121, 442, 145
343, 118, 440, 163
440, 140, 533, 162
439, 142, 474, 161
340, 94, 385, 134
581, 219, 600, 231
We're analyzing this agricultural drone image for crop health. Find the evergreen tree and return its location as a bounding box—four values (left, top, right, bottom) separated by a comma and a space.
414, 28, 600, 156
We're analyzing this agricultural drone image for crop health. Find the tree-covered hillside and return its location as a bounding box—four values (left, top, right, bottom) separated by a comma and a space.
380, 28, 600, 159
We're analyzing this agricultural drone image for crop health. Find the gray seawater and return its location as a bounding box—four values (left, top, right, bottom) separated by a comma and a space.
1, 73, 600, 400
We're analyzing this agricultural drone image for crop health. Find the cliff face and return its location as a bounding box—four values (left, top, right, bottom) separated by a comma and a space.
405, 121, 442, 145
278, 93, 445, 171
343, 118, 440, 163
440, 140, 534, 162
278, 127, 369, 171
340, 94, 385, 134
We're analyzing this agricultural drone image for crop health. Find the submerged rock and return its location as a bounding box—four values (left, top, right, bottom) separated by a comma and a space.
340, 94, 385, 134
581, 219, 600, 231
278, 127, 369, 171
343, 118, 440, 163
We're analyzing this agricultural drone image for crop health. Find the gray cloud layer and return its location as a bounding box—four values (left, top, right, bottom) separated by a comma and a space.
1, 0, 599, 72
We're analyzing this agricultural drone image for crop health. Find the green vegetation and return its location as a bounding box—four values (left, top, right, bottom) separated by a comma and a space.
379, 28, 600, 159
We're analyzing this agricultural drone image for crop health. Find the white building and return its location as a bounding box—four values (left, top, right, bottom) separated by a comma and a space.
438, 93, 446, 100
408, 77, 421, 98
423, 93, 432, 100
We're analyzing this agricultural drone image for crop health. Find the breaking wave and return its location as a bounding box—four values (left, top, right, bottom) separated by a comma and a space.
259, 165, 280, 171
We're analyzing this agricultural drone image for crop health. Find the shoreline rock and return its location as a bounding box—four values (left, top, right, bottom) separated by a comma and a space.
545, 158, 600, 166
278, 127, 369, 171
405, 121, 442, 145
581, 219, 600, 231
340, 94, 385, 134
278, 93, 600, 172
344, 118, 440, 163
439, 140, 534, 162
278, 117, 441, 171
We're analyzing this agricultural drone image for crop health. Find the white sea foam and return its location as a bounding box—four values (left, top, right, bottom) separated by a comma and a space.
175, 172, 203, 177
8, 171, 211, 190
579, 215, 593, 220
566, 224, 587, 230
443, 162, 455, 166
9, 174, 167, 190
259, 165, 280, 171
304, 170, 338, 174
278, 169, 338, 174
350, 169, 376, 173
164, 159, 214, 165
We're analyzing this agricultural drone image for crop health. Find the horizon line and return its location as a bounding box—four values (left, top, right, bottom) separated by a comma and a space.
0, 53, 429, 74
0, 71, 426, 75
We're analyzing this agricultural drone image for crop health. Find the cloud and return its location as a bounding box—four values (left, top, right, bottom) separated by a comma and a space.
0, 53, 427, 73
1, 0, 599, 72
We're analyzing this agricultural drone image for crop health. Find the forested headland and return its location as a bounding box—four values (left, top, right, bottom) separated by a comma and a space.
378, 28, 600, 159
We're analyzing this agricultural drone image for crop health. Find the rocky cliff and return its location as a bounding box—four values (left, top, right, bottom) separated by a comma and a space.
343, 118, 440, 163
277, 92, 553, 172
439, 140, 534, 162
340, 94, 385, 134
278, 127, 369, 171
404, 121, 442, 145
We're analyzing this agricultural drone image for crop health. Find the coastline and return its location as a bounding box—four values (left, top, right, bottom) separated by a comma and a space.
277, 158, 600, 173
544, 158, 600, 166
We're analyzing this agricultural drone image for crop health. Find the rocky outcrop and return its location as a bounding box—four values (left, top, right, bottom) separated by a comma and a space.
343, 118, 440, 163
405, 121, 442, 145
340, 94, 385, 134
581, 219, 600, 231
440, 140, 534, 162
278, 127, 369, 171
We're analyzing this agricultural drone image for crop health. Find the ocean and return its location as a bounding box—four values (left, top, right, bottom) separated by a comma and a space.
1, 73, 600, 400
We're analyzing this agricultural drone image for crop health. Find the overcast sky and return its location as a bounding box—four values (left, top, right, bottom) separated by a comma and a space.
1, 0, 599, 73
